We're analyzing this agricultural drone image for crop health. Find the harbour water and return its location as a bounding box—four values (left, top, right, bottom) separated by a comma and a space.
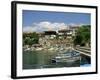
23, 50, 91, 69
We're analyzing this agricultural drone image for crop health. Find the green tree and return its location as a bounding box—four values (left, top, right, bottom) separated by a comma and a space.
23, 32, 39, 46
74, 25, 91, 47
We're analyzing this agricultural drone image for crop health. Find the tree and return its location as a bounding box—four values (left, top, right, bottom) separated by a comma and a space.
74, 25, 91, 47
23, 32, 39, 46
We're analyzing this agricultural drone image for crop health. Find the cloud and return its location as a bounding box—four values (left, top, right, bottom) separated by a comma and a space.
23, 21, 68, 32
23, 26, 36, 32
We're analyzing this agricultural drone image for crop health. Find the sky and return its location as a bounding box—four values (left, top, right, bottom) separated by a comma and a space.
22, 10, 90, 32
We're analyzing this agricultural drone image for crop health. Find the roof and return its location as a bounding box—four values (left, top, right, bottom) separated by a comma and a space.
44, 31, 57, 35
58, 29, 72, 33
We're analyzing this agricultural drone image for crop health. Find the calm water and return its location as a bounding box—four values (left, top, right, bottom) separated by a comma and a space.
23, 50, 91, 69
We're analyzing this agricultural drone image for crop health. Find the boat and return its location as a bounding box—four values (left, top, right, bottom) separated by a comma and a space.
35, 48, 43, 51
51, 51, 81, 63
24, 48, 31, 51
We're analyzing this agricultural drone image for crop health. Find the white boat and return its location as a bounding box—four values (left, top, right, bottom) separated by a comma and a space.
24, 48, 30, 51
35, 48, 43, 51
48, 48, 54, 50
52, 51, 81, 63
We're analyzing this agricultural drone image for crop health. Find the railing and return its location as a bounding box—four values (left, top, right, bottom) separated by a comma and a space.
77, 47, 90, 51
74, 46, 91, 57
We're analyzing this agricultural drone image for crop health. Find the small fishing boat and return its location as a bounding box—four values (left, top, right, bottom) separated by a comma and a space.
51, 51, 81, 63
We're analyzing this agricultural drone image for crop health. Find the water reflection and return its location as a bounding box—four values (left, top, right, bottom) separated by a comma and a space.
23, 50, 90, 69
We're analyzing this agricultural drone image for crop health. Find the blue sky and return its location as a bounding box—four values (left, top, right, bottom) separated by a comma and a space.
22, 10, 90, 32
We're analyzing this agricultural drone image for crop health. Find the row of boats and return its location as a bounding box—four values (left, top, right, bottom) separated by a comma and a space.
23, 46, 72, 52
23, 45, 81, 63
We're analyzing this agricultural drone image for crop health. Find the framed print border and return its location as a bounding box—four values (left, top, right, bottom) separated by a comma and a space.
11, 1, 98, 79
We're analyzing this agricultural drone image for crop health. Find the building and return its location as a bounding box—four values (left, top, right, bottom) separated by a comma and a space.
39, 29, 74, 49
23, 25, 80, 50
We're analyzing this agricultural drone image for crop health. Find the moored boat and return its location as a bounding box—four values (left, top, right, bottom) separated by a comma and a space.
51, 51, 81, 63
